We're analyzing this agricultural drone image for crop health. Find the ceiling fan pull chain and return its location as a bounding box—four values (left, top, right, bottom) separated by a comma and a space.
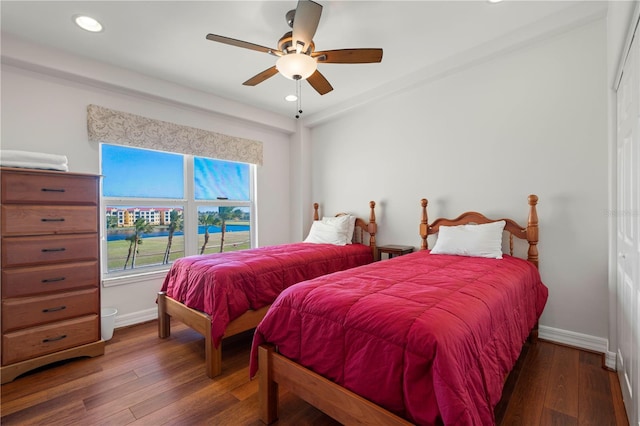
296, 78, 303, 119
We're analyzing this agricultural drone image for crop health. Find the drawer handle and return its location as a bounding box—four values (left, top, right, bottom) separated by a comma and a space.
41, 188, 66, 193
43, 306, 66, 313
41, 218, 65, 222
42, 335, 67, 343
42, 277, 66, 283
41, 248, 66, 252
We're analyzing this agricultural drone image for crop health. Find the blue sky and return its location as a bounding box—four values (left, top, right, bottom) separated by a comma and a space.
102, 145, 183, 198
102, 145, 249, 200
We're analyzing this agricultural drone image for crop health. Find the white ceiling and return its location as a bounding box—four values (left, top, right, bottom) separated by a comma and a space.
1, 1, 599, 119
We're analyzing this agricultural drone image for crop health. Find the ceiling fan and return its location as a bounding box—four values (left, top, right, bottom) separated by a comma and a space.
205, 0, 383, 96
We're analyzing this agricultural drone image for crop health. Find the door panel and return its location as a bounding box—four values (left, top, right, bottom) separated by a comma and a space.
616, 25, 639, 426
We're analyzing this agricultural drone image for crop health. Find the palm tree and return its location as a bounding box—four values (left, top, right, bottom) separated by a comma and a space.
199, 212, 221, 255
162, 210, 183, 264
123, 234, 141, 270
216, 207, 244, 253
123, 218, 154, 270
106, 214, 119, 229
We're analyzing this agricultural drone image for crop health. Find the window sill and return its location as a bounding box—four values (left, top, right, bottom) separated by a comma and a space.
102, 268, 169, 288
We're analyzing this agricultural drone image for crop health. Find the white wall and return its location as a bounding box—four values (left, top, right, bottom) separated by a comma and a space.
1, 38, 295, 327
309, 18, 610, 351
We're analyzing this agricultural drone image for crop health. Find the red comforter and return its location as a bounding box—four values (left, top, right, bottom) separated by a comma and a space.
250, 250, 548, 425
160, 242, 373, 346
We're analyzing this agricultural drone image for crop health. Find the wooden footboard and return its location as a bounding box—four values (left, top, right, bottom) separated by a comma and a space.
258, 326, 539, 425
158, 291, 269, 378
258, 344, 412, 426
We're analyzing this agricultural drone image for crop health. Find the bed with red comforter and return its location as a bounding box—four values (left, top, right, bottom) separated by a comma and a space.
252, 250, 547, 424
157, 201, 377, 379
161, 242, 373, 347
252, 195, 547, 425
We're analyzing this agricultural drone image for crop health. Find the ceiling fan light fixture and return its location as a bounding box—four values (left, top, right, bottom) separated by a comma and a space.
276, 53, 317, 80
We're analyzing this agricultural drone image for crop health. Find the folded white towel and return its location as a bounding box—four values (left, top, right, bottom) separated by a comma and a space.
1, 150, 69, 171
0, 160, 69, 172
1, 150, 68, 166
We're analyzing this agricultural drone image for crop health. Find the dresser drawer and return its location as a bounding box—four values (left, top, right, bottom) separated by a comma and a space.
1, 170, 98, 205
2, 288, 99, 333
1, 205, 97, 236
2, 234, 98, 267
1, 261, 99, 298
2, 314, 99, 365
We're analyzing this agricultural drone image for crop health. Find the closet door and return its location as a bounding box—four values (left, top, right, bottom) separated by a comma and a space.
616, 20, 640, 426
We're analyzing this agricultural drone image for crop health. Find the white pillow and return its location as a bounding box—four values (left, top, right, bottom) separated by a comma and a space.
321, 215, 350, 231
430, 220, 506, 259
304, 220, 349, 245
324, 215, 357, 244
321, 215, 353, 243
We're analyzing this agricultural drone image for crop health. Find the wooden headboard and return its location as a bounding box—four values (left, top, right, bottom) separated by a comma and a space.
419, 195, 539, 268
313, 201, 377, 256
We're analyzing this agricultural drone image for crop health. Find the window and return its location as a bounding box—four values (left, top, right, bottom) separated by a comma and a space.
101, 144, 254, 278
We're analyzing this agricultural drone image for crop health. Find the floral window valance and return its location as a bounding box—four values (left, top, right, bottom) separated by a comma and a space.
86, 104, 263, 166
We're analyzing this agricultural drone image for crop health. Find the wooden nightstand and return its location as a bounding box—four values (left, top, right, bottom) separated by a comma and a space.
377, 244, 414, 261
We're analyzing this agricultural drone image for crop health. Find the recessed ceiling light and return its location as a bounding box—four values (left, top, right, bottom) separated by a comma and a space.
285, 95, 298, 102
488, 0, 504, 3
73, 15, 103, 33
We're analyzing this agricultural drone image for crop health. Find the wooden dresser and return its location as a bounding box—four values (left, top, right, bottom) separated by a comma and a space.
0, 167, 104, 383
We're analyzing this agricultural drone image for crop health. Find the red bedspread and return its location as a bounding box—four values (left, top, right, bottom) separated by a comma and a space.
250, 250, 548, 425
160, 242, 373, 346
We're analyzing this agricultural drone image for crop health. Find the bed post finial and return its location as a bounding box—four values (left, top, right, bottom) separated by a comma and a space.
313, 203, 319, 221
368, 201, 377, 256
420, 198, 429, 250
527, 194, 539, 268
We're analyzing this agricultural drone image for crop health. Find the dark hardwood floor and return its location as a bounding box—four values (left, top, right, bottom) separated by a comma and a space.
1, 320, 629, 425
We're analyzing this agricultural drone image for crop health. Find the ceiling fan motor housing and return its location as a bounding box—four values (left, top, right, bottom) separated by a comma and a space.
278, 31, 314, 55
286, 9, 296, 28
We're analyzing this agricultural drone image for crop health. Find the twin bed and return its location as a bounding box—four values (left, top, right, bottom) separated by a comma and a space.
157, 201, 378, 378
157, 195, 548, 425
251, 195, 547, 425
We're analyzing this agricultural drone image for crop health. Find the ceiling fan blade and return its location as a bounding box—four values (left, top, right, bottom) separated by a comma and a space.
206, 34, 278, 55
243, 66, 279, 86
307, 70, 333, 95
292, 0, 322, 52
313, 49, 383, 64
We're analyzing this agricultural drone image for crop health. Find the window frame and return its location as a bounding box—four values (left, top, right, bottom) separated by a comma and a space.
100, 144, 256, 287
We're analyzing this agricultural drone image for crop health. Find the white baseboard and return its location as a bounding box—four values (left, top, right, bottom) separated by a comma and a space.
539, 325, 617, 370
108, 310, 618, 370
113, 307, 158, 329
